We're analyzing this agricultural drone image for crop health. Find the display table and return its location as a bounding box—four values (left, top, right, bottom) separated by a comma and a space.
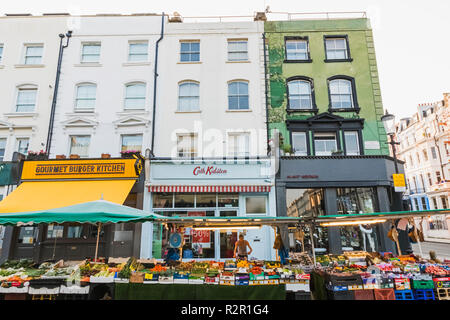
114, 283, 286, 300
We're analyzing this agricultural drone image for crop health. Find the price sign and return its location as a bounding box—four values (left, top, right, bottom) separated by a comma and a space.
192, 230, 210, 244
393, 174, 406, 192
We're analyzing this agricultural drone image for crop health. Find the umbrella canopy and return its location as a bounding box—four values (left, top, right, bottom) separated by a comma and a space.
0, 200, 162, 225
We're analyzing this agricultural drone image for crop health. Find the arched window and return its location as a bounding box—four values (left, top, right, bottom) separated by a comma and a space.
287, 79, 313, 110
329, 78, 354, 109
16, 84, 37, 112
178, 81, 199, 112
124, 82, 146, 110
75, 83, 96, 110
228, 81, 249, 110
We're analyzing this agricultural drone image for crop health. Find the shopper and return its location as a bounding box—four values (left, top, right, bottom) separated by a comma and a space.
234, 234, 253, 260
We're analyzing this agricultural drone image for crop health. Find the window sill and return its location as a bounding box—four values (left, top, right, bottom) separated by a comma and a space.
122, 62, 151, 67
14, 64, 45, 68
116, 110, 149, 116
324, 58, 353, 63
72, 109, 96, 114
283, 59, 312, 63
286, 108, 318, 114
175, 110, 202, 114
177, 61, 202, 64
226, 109, 252, 112
4, 112, 38, 118
74, 63, 103, 67
226, 60, 250, 64
328, 107, 360, 114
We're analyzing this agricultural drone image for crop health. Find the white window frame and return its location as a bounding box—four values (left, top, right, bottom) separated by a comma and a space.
15, 137, 30, 155
128, 41, 149, 62
176, 133, 197, 158
227, 80, 249, 110
0, 44, 4, 64
314, 132, 337, 156
180, 40, 200, 62
285, 39, 309, 61
291, 132, 308, 156
325, 37, 349, 60
80, 42, 101, 64
227, 39, 248, 62
287, 80, 313, 110
329, 79, 354, 109
177, 81, 200, 112
244, 195, 268, 216
15, 85, 38, 113
22, 44, 44, 65
120, 134, 143, 153
124, 82, 146, 110
68, 135, 91, 158
344, 131, 360, 155
0, 137, 7, 161
74, 83, 97, 112
227, 132, 250, 157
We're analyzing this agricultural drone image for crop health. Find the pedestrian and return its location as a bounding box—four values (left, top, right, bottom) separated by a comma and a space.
234, 233, 253, 260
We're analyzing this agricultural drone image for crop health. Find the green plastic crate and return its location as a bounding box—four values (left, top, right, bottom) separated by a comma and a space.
412, 280, 434, 290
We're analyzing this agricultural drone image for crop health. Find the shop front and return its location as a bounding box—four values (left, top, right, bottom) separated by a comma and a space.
277, 155, 406, 255
140, 158, 277, 261
0, 157, 144, 263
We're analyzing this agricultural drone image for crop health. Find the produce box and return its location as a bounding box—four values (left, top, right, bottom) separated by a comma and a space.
325, 273, 363, 291
219, 280, 234, 286
250, 273, 265, 281
174, 278, 189, 284
89, 276, 114, 283
129, 273, 144, 284
394, 278, 411, 291
28, 286, 60, 295
159, 276, 174, 284
249, 280, 266, 286
433, 277, 450, 288
114, 278, 130, 283
235, 280, 249, 286
205, 276, 219, 285
362, 276, 380, 289
266, 279, 279, 285
0, 285, 29, 293
286, 282, 310, 292
379, 277, 394, 289
235, 274, 250, 281
59, 285, 90, 295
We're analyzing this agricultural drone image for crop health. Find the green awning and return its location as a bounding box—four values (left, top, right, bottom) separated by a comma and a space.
0, 200, 162, 226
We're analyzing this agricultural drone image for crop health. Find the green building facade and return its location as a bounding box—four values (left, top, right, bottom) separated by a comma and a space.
265, 18, 389, 156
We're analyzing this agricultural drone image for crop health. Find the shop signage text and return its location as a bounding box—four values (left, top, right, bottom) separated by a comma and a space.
193, 166, 228, 176
35, 163, 126, 175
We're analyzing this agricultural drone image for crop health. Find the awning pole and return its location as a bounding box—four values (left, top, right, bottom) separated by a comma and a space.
309, 223, 316, 265
94, 222, 101, 262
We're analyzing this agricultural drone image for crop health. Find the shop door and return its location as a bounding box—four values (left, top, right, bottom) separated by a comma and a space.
110, 223, 134, 258
244, 228, 267, 260
12, 226, 38, 260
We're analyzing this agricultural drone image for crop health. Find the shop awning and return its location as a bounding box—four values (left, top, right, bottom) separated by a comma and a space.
148, 185, 271, 193
0, 200, 160, 225
0, 179, 136, 214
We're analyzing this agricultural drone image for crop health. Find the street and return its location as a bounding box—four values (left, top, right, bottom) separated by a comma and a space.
411, 241, 450, 261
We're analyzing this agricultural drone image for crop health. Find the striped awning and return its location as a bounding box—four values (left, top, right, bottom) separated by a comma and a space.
148, 185, 271, 193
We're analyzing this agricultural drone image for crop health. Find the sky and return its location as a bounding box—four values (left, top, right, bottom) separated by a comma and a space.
2, 0, 449, 120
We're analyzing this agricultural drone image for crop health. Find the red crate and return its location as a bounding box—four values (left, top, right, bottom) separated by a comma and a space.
374, 288, 396, 300
354, 289, 375, 300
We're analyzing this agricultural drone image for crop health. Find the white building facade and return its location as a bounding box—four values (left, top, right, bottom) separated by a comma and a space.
140, 18, 277, 260
396, 93, 450, 243
0, 15, 70, 198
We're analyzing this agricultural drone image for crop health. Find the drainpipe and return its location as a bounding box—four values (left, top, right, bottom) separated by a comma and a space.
262, 32, 270, 156
150, 13, 165, 157
46, 31, 72, 155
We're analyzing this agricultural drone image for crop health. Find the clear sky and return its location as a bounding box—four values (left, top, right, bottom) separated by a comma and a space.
2, 0, 449, 120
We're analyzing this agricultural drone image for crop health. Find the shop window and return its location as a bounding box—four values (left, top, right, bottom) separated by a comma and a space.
218, 193, 239, 207
121, 134, 143, 153
195, 194, 217, 208
219, 210, 238, 217
344, 131, 360, 155
340, 224, 379, 252
291, 132, 308, 156
220, 231, 237, 259
314, 132, 337, 156
429, 216, 448, 230
245, 196, 267, 215
180, 41, 200, 62
0, 138, 5, 161
228, 40, 248, 61
153, 193, 173, 208
182, 227, 215, 259
81, 43, 101, 63
16, 138, 29, 155
69, 135, 90, 158
47, 225, 64, 239
175, 193, 195, 208
286, 189, 325, 217
17, 227, 37, 244
336, 187, 378, 214
177, 133, 197, 158
67, 226, 83, 238
128, 41, 148, 62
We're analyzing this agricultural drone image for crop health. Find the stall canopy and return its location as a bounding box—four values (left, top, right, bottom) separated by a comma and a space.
0, 200, 162, 225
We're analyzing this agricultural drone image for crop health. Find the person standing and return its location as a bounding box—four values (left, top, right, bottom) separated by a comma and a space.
234, 234, 253, 260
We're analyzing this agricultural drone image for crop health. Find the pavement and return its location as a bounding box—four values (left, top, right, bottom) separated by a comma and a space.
411, 241, 450, 261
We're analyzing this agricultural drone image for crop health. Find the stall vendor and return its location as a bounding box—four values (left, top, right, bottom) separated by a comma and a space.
234, 234, 253, 260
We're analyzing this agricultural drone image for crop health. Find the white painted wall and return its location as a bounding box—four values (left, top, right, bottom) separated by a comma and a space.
0, 15, 70, 198
49, 15, 165, 158
153, 20, 267, 157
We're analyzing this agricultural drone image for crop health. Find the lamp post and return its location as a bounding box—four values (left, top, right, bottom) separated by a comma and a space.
381, 110, 400, 173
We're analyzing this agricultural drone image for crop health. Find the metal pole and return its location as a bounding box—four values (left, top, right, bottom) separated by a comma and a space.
94, 223, 101, 262
309, 224, 316, 265
390, 134, 399, 174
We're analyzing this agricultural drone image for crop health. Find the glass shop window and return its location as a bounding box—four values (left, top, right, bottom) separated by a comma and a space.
336, 187, 378, 215
220, 231, 238, 259
182, 227, 215, 259
153, 193, 174, 208
218, 193, 239, 207
195, 194, 217, 208
47, 225, 64, 239
175, 193, 195, 208
67, 226, 83, 238
286, 188, 325, 218
17, 227, 38, 244
219, 210, 238, 217
245, 197, 267, 215
340, 224, 379, 252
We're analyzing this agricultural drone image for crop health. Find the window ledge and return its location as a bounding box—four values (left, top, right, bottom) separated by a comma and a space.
324, 58, 353, 63
328, 107, 360, 113
116, 110, 149, 116
226, 109, 252, 112
177, 61, 202, 64
175, 110, 202, 114
14, 64, 45, 68
283, 59, 313, 63
71, 109, 96, 114
74, 63, 103, 67
122, 62, 151, 67
226, 60, 250, 64
286, 108, 318, 114
4, 112, 38, 118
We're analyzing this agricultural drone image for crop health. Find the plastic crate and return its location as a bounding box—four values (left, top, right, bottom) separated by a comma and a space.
374, 288, 396, 300
235, 280, 249, 286
433, 277, 450, 289
413, 289, 435, 300
325, 273, 363, 291
394, 290, 414, 300
411, 279, 434, 290
286, 291, 311, 300
379, 277, 394, 289
354, 289, 375, 300
436, 288, 450, 300
326, 289, 355, 300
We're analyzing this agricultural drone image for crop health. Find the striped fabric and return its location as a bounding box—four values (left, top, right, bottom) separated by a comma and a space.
148, 185, 271, 193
